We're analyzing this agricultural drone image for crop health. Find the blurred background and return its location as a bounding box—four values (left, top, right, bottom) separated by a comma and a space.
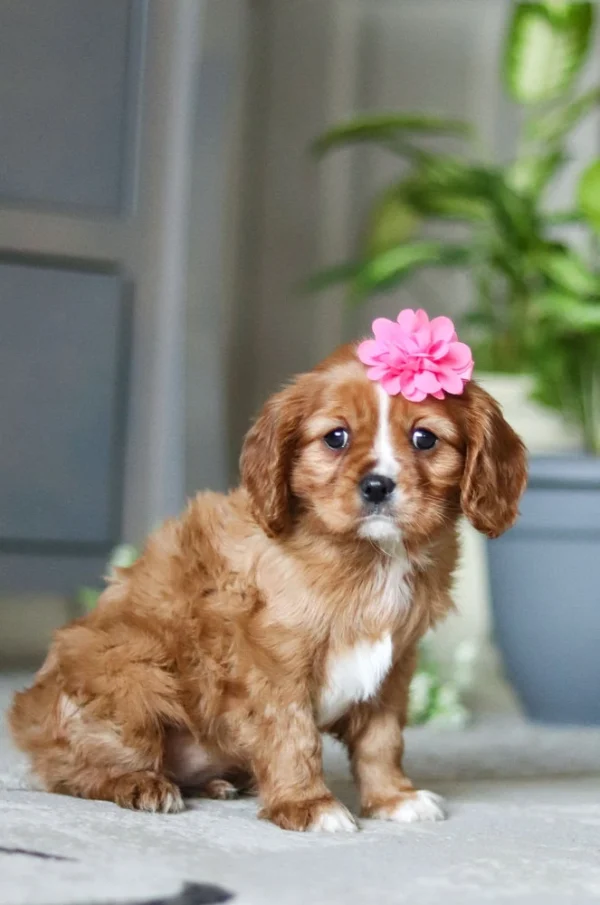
1, 0, 599, 725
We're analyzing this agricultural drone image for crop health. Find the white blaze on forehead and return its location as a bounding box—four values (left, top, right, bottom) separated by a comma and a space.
373, 384, 398, 479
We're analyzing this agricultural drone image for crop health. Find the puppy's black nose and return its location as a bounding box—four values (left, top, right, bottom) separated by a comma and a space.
360, 473, 396, 505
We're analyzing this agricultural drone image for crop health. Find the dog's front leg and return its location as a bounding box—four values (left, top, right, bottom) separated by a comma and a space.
335, 649, 446, 824
251, 699, 357, 833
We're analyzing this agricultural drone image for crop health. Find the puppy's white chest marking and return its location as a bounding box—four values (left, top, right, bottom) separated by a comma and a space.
317, 634, 393, 727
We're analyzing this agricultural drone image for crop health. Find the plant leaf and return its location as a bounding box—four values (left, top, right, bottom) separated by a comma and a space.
531, 289, 600, 331
577, 158, 600, 233
526, 85, 600, 144
413, 156, 494, 194
366, 185, 421, 255
312, 113, 471, 156
545, 209, 585, 225
404, 185, 489, 222
401, 160, 491, 222
504, 2, 594, 105
489, 180, 540, 246
77, 587, 101, 611
108, 544, 138, 570
353, 242, 470, 297
533, 248, 600, 296
506, 149, 567, 197
363, 156, 538, 245
413, 157, 539, 244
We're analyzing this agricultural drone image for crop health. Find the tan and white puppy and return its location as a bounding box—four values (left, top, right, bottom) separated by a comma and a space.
10, 343, 527, 832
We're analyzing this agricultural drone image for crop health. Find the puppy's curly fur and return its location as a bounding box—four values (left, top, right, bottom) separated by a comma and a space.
10, 345, 527, 832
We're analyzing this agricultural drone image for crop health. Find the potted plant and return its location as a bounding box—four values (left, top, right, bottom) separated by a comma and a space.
309, 1, 600, 724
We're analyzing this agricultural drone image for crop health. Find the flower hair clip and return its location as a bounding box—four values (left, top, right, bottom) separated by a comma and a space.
357, 308, 474, 402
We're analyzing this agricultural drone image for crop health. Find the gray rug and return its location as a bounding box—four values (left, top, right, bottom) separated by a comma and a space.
1, 675, 600, 905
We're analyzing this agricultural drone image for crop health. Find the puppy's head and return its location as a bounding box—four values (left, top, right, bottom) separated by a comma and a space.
240, 345, 527, 544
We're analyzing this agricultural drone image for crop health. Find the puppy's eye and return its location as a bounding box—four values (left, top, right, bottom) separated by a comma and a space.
411, 428, 438, 451
323, 428, 350, 450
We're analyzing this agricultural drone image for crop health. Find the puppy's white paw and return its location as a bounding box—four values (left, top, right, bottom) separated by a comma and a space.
308, 801, 359, 834
264, 796, 358, 833
372, 790, 446, 823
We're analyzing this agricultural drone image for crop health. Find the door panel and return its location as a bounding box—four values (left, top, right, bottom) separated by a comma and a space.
0, 262, 128, 546
0, 1, 212, 606
0, 553, 110, 595
0, 0, 137, 213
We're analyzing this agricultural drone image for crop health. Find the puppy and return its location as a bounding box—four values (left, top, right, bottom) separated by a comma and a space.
9, 343, 526, 832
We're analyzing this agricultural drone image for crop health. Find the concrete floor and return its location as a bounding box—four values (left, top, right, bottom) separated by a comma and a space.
1, 674, 600, 905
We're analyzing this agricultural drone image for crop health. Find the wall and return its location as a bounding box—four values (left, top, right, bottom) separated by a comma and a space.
227, 0, 516, 459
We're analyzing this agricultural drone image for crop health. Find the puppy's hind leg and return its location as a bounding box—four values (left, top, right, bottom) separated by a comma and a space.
10, 630, 188, 813
11, 681, 184, 813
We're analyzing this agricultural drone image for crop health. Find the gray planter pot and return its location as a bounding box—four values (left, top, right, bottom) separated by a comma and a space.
487, 455, 600, 725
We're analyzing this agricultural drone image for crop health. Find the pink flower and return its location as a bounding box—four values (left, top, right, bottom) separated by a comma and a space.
357, 308, 473, 401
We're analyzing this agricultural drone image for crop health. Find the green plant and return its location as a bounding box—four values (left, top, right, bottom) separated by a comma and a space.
309, 1, 600, 453
77, 544, 139, 611
408, 636, 475, 728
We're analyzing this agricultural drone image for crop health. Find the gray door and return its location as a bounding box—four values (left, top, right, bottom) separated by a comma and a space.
0, 0, 204, 596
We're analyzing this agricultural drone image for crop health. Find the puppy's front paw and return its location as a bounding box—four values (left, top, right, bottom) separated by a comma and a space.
262, 796, 358, 833
308, 800, 358, 834
366, 789, 446, 823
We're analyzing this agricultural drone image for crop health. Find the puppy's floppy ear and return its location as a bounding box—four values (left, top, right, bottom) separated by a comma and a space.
460, 383, 528, 538
240, 384, 303, 537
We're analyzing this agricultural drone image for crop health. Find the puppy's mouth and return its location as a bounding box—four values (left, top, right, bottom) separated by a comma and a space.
357, 511, 401, 542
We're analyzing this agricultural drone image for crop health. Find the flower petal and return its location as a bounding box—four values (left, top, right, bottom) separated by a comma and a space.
436, 366, 465, 395
414, 309, 430, 330
380, 372, 403, 395
366, 365, 390, 381
443, 341, 473, 370
428, 340, 450, 360
385, 343, 408, 367
399, 370, 430, 401
429, 316, 456, 344
456, 360, 474, 381
372, 317, 399, 344
413, 325, 431, 351
413, 370, 443, 395
402, 335, 421, 355
396, 309, 418, 333
357, 339, 383, 365
402, 384, 427, 402
412, 310, 432, 350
